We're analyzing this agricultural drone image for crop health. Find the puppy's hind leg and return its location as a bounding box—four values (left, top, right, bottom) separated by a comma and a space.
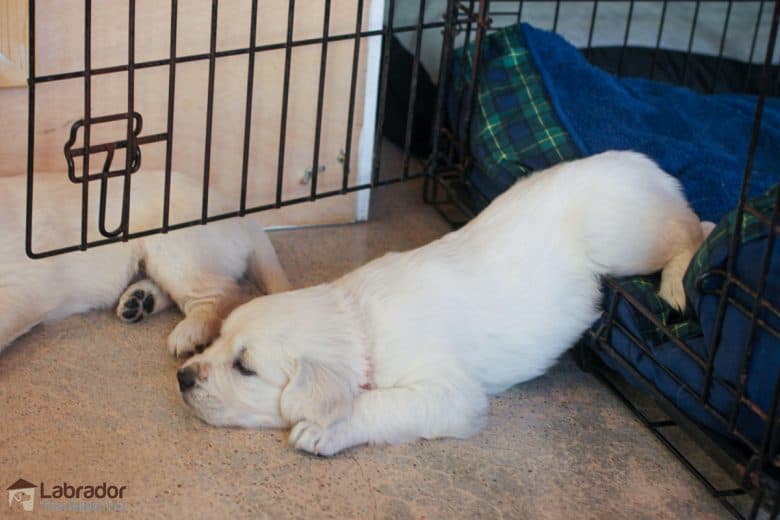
658, 247, 698, 312
658, 217, 707, 312
116, 279, 173, 323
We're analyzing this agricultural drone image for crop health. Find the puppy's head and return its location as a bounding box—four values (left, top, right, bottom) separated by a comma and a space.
177, 287, 359, 429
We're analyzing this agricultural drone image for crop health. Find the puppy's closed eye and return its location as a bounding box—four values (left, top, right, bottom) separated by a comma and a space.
233, 355, 256, 376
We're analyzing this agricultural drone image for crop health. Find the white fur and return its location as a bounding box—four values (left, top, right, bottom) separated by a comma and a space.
179, 151, 705, 455
0, 170, 290, 357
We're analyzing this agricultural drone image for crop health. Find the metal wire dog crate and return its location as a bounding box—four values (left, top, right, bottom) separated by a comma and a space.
424, 1, 779, 519
23, 0, 779, 517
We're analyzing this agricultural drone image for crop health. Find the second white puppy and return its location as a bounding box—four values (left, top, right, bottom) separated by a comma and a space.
0, 170, 290, 357
178, 151, 705, 455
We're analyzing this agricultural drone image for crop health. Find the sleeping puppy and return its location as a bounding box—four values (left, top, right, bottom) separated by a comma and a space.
0, 171, 290, 357
178, 151, 705, 455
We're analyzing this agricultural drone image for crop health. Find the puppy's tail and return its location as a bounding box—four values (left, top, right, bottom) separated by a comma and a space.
248, 223, 292, 294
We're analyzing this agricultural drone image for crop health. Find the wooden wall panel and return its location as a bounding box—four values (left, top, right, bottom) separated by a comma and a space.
0, 0, 27, 87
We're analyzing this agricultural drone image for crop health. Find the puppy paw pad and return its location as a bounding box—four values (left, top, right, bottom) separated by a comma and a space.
142, 294, 155, 313
117, 289, 154, 324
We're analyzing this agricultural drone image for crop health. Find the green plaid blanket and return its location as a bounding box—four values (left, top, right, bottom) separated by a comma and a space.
449, 24, 578, 201
684, 184, 780, 300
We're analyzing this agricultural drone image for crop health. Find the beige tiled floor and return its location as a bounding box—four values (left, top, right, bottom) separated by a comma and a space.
0, 172, 742, 518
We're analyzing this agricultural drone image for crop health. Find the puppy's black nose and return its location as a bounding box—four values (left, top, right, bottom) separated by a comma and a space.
177, 367, 197, 392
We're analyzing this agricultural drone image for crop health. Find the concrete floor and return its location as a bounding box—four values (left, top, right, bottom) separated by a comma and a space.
0, 172, 745, 518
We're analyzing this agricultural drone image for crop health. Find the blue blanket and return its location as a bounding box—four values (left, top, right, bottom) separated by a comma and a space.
521, 24, 780, 222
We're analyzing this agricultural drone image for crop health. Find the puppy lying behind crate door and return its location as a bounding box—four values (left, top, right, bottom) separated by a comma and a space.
178, 151, 707, 456
0, 171, 291, 357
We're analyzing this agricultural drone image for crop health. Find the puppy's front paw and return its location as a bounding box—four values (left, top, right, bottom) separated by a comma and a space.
289, 420, 347, 457
167, 316, 219, 358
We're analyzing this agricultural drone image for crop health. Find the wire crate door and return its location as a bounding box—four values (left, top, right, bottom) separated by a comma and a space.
1, 0, 385, 257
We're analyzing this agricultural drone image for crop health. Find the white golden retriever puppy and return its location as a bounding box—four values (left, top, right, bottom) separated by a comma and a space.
0, 171, 290, 357
178, 151, 705, 455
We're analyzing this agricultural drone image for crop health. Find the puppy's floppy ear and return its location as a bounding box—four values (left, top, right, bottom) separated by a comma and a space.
279, 357, 354, 426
